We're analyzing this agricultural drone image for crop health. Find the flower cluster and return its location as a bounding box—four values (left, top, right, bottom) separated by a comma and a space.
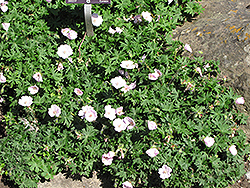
61, 28, 77, 40
102, 151, 115, 166
108, 27, 123, 34
78, 105, 98, 122
113, 117, 135, 132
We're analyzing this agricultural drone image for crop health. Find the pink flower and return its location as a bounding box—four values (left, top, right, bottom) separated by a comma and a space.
2, 23, 10, 31
184, 44, 192, 53
28, 85, 39, 94
203, 136, 215, 147
57, 62, 64, 71
120, 60, 136, 69
110, 76, 126, 89
102, 151, 115, 166
68, 30, 77, 39
78, 105, 94, 117
104, 105, 116, 120
18, 96, 33, 107
92, 13, 103, 27
141, 11, 152, 22
229, 145, 237, 156
121, 85, 130, 93
148, 73, 159, 80
122, 181, 133, 188
74, 88, 83, 96
195, 67, 203, 77
48, 104, 61, 117
148, 69, 162, 80
0, 73, 6, 83
116, 107, 124, 116
146, 148, 159, 158
0, 1, 8, 12
148, 121, 157, 130
57, 44, 73, 59
113, 118, 127, 132
168, 0, 173, 4
33, 72, 43, 82
123, 117, 135, 130
46, 0, 52, 2
235, 97, 245, 105
158, 165, 172, 179
61, 28, 70, 36
85, 109, 98, 122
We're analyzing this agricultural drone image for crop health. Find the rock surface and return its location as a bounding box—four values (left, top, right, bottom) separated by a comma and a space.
172, 0, 250, 142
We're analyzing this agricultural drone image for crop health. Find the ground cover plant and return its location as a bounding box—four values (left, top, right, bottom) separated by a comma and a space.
0, 0, 249, 187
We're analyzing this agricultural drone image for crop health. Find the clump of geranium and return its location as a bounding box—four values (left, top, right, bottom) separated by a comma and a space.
78, 105, 98, 122
113, 117, 135, 132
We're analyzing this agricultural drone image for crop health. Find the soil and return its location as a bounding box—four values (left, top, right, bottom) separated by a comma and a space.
1, 0, 250, 187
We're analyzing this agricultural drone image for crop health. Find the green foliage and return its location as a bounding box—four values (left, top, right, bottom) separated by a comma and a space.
0, 0, 248, 187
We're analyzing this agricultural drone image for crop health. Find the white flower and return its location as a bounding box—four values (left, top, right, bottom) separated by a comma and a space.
0, 1, 8, 13
110, 76, 127, 89
115, 27, 123, 34
104, 105, 116, 120
57, 62, 64, 71
123, 117, 135, 130
120, 60, 136, 69
78, 105, 94, 117
92, 13, 103, 27
57, 44, 73, 59
0, 73, 6, 83
184, 44, 192, 53
85, 109, 98, 122
33, 72, 43, 82
229, 145, 237, 156
113, 118, 127, 132
2, 23, 10, 31
235, 97, 245, 105
146, 148, 159, 158
48, 104, 61, 117
116, 107, 124, 116
68, 30, 77, 39
108, 27, 116, 34
158, 165, 172, 179
168, 0, 174, 4
74, 88, 83, 96
28, 85, 39, 94
102, 151, 115, 166
18, 96, 33, 107
203, 136, 215, 147
141, 11, 153, 22
122, 181, 133, 188
195, 67, 203, 77
148, 120, 157, 130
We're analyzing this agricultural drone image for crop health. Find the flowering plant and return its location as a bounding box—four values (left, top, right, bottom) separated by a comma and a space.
0, 0, 249, 188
